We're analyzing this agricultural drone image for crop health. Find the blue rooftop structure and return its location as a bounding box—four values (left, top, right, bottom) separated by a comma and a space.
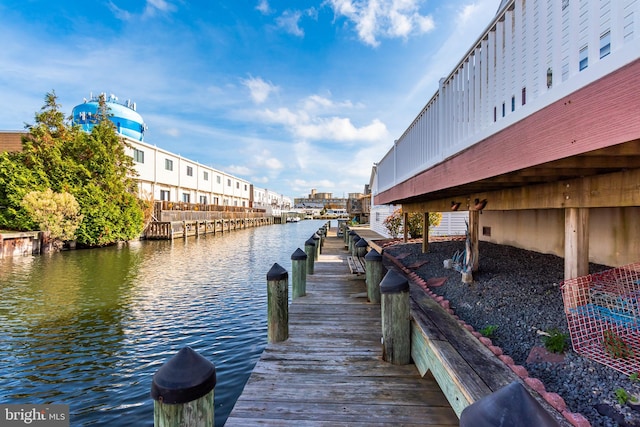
72, 93, 147, 141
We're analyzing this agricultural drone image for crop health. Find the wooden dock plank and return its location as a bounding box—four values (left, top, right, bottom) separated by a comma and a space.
226, 231, 458, 426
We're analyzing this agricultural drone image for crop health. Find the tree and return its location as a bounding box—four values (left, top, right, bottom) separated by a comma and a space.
383, 209, 443, 238
0, 91, 144, 246
21, 189, 82, 248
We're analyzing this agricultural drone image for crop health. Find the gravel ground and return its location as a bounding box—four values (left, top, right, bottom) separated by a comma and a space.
382, 239, 640, 427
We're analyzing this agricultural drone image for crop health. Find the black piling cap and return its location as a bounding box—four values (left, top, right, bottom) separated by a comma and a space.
380, 270, 409, 294
364, 249, 382, 261
150, 346, 216, 404
356, 238, 368, 248
460, 381, 559, 427
348, 230, 357, 236
352, 235, 361, 243
267, 263, 288, 281
312, 233, 320, 240
291, 248, 308, 260
305, 238, 316, 247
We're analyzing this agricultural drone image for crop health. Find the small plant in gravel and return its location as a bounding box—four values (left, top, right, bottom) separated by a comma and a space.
616, 388, 632, 405
630, 372, 640, 382
479, 324, 498, 338
542, 328, 569, 353
603, 330, 635, 359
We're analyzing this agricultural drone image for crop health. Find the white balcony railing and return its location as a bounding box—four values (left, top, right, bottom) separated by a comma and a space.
375, 0, 640, 195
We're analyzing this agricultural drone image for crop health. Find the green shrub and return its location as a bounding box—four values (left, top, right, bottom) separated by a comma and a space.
542, 328, 569, 353
479, 325, 498, 338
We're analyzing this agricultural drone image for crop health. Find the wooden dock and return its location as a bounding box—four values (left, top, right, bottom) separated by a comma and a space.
225, 230, 458, 426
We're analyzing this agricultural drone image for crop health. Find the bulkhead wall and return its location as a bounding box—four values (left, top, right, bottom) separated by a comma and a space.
478, 207, 640, 268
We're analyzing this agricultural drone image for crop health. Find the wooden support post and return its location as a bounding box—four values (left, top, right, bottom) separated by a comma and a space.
151, 347, 216, 427
403, 211, 409, 243
468, 210, 480, 272
422, 212, 429, 253
304, 238, 316, 275
291, 248, 307, 299
182, 221, 187, 240
564, 207, 590, 281
267, 263, 288, 343
380, 270, 411, 365
355, 238, 368, 258
312, 233, 320, 260
347, 230, 356, 251
364, 249, 384, 304
351, 235, 361, 257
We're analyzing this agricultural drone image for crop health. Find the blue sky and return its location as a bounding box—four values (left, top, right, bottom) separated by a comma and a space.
0, 0, 498, 199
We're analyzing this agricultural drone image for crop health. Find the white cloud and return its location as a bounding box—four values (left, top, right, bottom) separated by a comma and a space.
326, 0, 435, 47
242, 76, 279, 104
227, 165, 252, 176
276, 10, 304, 37
256, 0, 271, 14
265, 109, 388, 142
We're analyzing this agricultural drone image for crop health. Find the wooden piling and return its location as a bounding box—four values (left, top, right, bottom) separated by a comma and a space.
151, 346, 216, 427
380, 270, 411, 365
364, 249, 384, 304
311, 233, 320, 260
304, 238, 316, 275
291, 248, 307, 299
267, 263, 289, 343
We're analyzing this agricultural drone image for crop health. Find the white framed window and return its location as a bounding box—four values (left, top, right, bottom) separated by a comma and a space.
203, 171, 209, 181
600, 31, 611, 59
579, 46, 588, 71
160, 190, 170, 201
182, 193, 190, 203
165, 159, 173, 171
186, 166, 193, 177
133, 148, 144, 163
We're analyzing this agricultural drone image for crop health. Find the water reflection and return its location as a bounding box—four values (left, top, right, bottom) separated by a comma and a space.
0, 220, 327, 426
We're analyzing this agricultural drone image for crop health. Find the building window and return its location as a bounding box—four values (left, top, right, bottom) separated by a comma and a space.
493, 106, 497, 122
203, 171, 209, 181
244, 184, 248, 191
511, 96, 515, 112
182, 193, 190, 203
236, 182, 240, 189
502, 102, 505, 117
186, 166, 193, 177
160, 190, 170, 201
546, 67, 553, 88
199, 195, 207, 204
216, 175, 221, 184
600, 31, 611, 58
213, 197, 219, 205
165, 159, 173, 171
133, 148, 144, 163
521, 87, 526, 106
227, 179, 231, 186
579, 46, 588, 70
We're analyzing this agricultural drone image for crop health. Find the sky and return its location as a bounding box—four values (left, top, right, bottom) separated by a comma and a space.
0, 0, 499, 199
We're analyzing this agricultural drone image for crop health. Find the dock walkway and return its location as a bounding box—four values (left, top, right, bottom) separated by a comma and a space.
225, 229, 458, 426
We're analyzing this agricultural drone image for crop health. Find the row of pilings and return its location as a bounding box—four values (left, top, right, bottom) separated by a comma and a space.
148, 222, 413, 426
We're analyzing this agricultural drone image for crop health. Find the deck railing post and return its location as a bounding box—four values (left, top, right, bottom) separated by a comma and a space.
291, 248, 307, 298
317, 228, 325, 252
267, 263, 289, 343
311, 233, 320, 260
380, 270, 411, 365
151, 346, 216, 427
364, 249, 384, 304
351, 235, 361, 257
304, 238, 316, 275
347, 230, 356, 249
355, 238, 368, 258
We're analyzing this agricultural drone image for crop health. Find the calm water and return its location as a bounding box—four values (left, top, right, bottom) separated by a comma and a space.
0, 220, 327, 426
